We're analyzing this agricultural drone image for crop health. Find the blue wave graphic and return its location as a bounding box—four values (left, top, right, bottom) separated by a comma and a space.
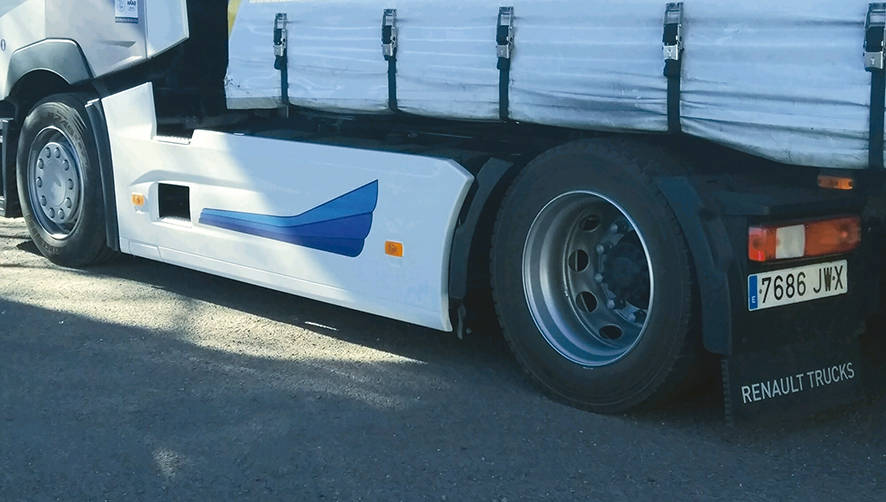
199, 180, 378, 257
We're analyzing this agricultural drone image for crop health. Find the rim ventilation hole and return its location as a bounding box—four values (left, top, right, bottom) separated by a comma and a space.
581, 215, 601, 232
600, 325, 623, 340
577, 292, 598, 313
568, 249, 590, 272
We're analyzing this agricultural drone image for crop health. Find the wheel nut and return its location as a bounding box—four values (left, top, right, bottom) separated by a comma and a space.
37, 159, 44, 169
596, 244, 606, 254
67, 179, 74, 189
594, 273, 604, 283
65, 198, 72, 209
627, 313, 637, 323
40, 196, 46, 206
48, 208, 55, 218
607, 299, 616, 309
58, 209, 65, 220
55, 147, 61, 158
35, 177, 42, 188
45, 148, 51, 158
610, 223, 620, 233
64, 160, 69, 171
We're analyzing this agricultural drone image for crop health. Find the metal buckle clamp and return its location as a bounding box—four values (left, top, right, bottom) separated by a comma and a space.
663, 2, 684, 63
382, 9, 397, 60
497, 7, 515, 62
865, 3, 886, 71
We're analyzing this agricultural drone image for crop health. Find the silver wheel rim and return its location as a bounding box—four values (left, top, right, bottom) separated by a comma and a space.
26, 127, 83, 239
522, 191, 654, 367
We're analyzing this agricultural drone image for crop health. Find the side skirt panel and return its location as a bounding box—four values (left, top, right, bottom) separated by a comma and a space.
102, 83, 473, 331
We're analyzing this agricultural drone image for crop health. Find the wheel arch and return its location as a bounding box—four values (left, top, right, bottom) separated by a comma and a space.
5, 39, 94, 120
449, 137, 733, 356
447, 156, 521, 332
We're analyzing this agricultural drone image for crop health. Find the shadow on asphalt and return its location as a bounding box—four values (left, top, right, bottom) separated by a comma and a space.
88, 253, 514, 367
15, 240, 39, 255
10, 238, 886, 429
2, 246, 886, 499
0, 299, 510, 499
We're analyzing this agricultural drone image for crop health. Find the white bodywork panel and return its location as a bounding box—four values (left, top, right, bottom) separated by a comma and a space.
145, 0, 189, 58
0, 0, 46, 99
226, 0, 880, 169
45, 0, 148, 77
0, 0, 188, 99
102, 83, 474, 331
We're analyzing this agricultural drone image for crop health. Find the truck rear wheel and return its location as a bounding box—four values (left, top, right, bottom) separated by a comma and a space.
16, 93, 113, 267
491, 139, 699, 413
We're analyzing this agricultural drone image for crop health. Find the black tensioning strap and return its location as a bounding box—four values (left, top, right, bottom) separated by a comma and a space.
663, 2, 684, 135
664, 62, 682, 134
497, 7, 514, 122
871, 71, 885, 170
274, 13, 289, 108
383, 9, 398, 112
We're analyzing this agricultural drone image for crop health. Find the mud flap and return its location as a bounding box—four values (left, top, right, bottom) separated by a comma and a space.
722, 338, 866, 423
0, 119, 19, 218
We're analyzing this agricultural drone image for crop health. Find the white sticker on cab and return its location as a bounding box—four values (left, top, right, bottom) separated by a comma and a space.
115, 0, 139, 24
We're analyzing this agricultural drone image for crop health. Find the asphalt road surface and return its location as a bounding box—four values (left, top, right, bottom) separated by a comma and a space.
1, 217, 885, 501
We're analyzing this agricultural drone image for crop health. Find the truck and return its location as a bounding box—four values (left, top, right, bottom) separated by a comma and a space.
0, 0, 883, 420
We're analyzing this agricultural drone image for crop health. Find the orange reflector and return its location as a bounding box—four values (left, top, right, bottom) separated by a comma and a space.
749, 216, 861, 263
385, 241, 404, 257
817, 175, 855, 191
804, 216, 861, 257
131, 193, 146, 207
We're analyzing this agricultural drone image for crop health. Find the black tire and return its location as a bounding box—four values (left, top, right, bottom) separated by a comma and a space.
16, 93, 113, 267
491, 138, 699, 413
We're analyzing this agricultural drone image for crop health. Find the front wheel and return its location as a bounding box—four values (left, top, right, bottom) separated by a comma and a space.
491, 139, 699, 413
16, 93, 113, 267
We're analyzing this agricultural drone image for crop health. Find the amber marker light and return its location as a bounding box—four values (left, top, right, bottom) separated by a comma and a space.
817, 174, 855, 191
385, 241, 404, 258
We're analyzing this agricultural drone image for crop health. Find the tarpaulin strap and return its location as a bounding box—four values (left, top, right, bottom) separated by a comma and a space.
273, 13, 289, 108
865, 3, 886, 169
663, 2, 684, 134
497, 7, 515, 122
382, 9, 398, 112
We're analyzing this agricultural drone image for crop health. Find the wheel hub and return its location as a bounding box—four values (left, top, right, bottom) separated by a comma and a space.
27, 129, 82, 237
523, 191, 654, 367
601, 235, 650, 308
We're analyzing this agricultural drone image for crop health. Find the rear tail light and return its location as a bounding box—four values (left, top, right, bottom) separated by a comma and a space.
748, 216, 861, 263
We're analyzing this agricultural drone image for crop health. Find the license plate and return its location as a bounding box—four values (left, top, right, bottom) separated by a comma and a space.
748, 260, 848, 311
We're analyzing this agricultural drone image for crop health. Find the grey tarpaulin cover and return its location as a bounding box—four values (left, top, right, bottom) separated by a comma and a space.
225, 0, 878, 170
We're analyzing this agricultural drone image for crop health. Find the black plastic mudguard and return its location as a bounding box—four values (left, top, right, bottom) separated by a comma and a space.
0, 119, 20, 218
84, 98, 119, 252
